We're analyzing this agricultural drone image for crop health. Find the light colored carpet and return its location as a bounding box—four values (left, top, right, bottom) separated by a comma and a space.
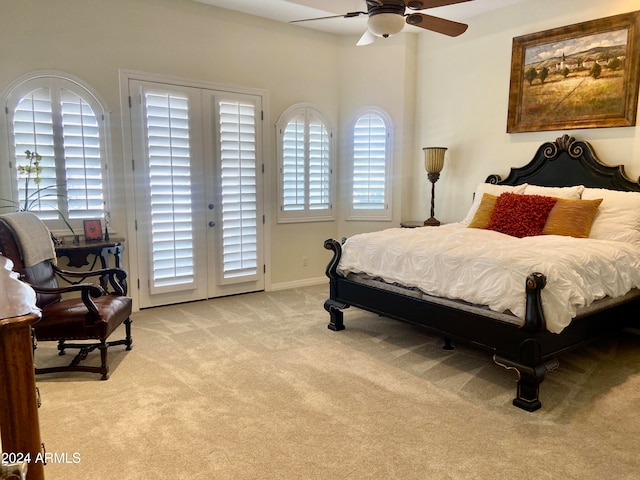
34, 284, 640, 479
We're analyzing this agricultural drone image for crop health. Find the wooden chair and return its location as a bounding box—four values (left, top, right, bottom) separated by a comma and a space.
0, 212, 132, 380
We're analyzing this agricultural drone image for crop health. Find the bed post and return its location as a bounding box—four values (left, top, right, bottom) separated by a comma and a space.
324, 299, 347, 331
522, 273, 547, 332
492, 272, 559, 411
324, 239, 349, 331
494, 346, 559, 412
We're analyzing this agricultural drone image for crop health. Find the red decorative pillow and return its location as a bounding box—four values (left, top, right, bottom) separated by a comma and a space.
486, 193, 557, 238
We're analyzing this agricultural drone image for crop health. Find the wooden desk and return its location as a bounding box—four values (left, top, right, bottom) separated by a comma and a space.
55, 238, 125, 290
55, 237, 125, 269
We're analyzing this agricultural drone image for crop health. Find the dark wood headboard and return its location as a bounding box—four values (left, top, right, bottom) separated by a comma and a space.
486, 135, 640, 192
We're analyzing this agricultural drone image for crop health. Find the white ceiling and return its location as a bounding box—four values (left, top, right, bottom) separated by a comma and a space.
192, 0, 527, 36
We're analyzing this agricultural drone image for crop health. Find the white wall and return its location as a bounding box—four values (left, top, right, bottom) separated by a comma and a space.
413, 0, 640, 224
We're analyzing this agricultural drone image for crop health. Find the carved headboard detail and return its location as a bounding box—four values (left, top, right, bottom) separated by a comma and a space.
486, 135, 640, 192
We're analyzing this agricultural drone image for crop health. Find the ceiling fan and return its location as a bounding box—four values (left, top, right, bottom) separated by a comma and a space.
291, 0, 473, 46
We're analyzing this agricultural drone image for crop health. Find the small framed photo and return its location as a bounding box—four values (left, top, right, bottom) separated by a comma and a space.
83, 219, 103, 241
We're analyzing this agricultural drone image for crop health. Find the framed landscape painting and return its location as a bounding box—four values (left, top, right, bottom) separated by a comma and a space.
507, 11, 640, 133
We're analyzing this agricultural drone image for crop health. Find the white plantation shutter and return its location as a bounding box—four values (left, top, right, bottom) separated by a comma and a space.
350, 109, 392, 220
6, 76, 107, 229
282, 114, 306, 211
61, 89, 104, 218
13, 88, 58, 218
144, 91, 195, 289
308, 115, 331, 210
218, 100, 258, 281
277, 105, 333, 222
353, 114, 386, 210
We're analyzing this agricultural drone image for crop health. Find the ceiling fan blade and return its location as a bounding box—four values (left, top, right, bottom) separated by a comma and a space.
290, 11, 366, 24
406, 13, 468, 36
405, 0, 473, 10
357, 29, 377, 46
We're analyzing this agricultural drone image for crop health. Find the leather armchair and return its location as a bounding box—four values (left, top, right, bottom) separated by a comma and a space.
0, 212, 132, 380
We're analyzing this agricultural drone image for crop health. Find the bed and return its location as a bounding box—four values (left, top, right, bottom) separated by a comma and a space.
323, 134, 640, 411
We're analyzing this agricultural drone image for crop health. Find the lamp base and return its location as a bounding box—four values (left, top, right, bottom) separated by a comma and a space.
423, 217, 441, 227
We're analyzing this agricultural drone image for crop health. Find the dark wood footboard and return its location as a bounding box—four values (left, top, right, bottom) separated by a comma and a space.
323, 237, 639, 411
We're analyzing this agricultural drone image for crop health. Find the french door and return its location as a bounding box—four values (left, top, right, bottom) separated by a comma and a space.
128, 79, 264, 308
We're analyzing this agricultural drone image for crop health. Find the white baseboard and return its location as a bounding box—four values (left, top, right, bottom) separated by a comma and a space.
269, 276, 327, 291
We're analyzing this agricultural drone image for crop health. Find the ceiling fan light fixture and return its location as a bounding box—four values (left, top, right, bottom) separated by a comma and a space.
367, 13, 405, 38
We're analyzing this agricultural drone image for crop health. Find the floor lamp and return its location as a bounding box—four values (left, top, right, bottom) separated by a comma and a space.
423, 147, 447, 226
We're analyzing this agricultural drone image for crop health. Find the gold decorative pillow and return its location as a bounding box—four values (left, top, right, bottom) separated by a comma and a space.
542, 198, 603, 238
461, 183, 528, 225
467, 193, 498, 229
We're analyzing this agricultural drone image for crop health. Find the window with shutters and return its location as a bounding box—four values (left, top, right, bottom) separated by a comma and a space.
348, 108, 393, 221
276, 104, 334, 223
1, 73, 108, 234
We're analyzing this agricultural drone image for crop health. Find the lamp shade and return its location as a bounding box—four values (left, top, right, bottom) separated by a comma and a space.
423, 147, 447, 174
367, 13, 406, 38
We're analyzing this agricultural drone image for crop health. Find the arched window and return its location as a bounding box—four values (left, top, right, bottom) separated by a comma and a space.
349, 108, 392, 220
1, 72, 108, 235
276, 104, 334, 223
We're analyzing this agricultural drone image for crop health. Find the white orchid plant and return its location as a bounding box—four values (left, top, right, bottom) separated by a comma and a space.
0, 150, 75, 235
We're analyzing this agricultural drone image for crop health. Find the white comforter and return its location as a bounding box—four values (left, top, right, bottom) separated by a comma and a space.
337, 223, 640, 333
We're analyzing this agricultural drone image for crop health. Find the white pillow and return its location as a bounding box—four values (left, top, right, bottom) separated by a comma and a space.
524, 184, 584, 199
582, 187, 640, 247
460, 183, 527, 225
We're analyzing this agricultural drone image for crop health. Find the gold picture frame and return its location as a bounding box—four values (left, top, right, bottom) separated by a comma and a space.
83, 219, 103, 241
507, 11, 640, 133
